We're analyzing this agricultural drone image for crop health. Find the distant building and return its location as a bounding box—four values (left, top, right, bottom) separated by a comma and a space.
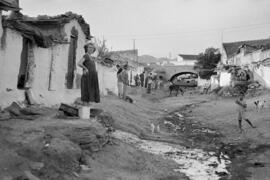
174, 54, 198, 66
221, 38, 270, 65
220, 38, 270, 88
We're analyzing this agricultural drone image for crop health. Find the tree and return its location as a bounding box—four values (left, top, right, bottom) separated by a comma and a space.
93, 38, 110, 59
194, 47, 221, 79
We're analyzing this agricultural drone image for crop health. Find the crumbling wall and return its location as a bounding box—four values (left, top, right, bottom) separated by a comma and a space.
0, 20, 87, 107
0, 28, 25, 107
0, 18, 120, 108
96, 63, 118, 96
254, 66, 270, 88
30, 20, 86, 106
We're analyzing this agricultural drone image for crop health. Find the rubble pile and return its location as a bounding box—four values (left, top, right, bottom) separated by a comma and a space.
65, 126, 109, 153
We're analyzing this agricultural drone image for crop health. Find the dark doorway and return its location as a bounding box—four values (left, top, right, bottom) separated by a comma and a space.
66, 26, 78, 89
17, 38, 30, 89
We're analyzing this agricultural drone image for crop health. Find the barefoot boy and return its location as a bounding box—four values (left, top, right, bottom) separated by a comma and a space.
235, 93, 256, 132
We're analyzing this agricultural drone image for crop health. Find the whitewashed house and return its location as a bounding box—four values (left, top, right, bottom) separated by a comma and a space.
0, 10, 118, 107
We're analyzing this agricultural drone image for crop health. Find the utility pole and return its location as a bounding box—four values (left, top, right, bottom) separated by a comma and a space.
133, 39, 136, 51
220, 29, 224, 64
133, 39, 138, 66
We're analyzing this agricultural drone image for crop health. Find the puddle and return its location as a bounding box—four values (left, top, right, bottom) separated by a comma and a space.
113, 130, 231, 180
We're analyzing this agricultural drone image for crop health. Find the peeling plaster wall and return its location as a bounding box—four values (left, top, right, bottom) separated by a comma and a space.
0, 28, 25, 107
0, 19, 119, 107
96, 63, 118, 96
30, 20, 86, 106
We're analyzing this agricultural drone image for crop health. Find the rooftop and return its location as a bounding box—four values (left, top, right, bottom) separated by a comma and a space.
179, 54, 199, 61
0, 0, 20, 11
2, 11, 91, 48
223, 38, 270, 58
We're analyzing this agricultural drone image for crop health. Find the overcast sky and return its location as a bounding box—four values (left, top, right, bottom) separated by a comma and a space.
20, 0, 270, 58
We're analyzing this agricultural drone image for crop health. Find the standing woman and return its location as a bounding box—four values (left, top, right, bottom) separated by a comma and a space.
78, 42, 100, 105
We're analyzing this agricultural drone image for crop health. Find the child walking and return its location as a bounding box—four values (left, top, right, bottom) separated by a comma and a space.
235, 93, 256, 133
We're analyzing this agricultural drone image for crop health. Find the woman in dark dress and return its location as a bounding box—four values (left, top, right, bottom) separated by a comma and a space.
78, 43, 100, 105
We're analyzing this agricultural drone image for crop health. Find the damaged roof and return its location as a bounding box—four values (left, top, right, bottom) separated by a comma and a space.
0, 0, 20, 11
2, 11, 92, 48
3, 19, 53, 48
21, 12, 92, 40
223, 38, 270, 58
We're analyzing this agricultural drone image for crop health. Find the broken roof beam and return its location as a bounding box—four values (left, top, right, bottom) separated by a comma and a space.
0, 0, 20, 11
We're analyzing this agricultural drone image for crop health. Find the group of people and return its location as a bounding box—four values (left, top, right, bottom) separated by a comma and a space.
76, 42, 255, 134
134, 72, 163, 93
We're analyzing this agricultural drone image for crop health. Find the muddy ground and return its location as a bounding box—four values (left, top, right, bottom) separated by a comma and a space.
0, 86, 269, 180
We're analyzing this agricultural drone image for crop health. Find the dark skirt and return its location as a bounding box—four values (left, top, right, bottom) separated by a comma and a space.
81, 71, 100, 103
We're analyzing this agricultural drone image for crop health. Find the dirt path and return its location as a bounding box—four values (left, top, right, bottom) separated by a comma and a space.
0, 86, 269, 179
94, 87, 270, 179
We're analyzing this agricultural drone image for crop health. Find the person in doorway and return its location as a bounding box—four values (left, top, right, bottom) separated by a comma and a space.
78, 42, 100, 105
116, 64, 123, 98
235, 93, 256, 133
121, 64, 129, 100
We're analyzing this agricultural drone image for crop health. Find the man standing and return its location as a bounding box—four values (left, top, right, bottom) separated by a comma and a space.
121, 64, 129, 100
134, 74, 139, 86
116, 65, 123, 98
139, 72, 144, 88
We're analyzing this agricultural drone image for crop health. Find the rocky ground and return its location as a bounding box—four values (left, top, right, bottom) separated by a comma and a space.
0, 86, 269, 180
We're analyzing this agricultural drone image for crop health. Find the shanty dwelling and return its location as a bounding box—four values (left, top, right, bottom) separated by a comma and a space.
0, 11, 117, 108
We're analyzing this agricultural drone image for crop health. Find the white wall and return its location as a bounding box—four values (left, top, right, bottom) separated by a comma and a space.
219, 71, 231, 86
0, 29, 25, 107
260, 49, 270, 61
0, 20, 87, 107
254, 66, 270, 88
28, 20, 87, 106
96, 63, 118, 96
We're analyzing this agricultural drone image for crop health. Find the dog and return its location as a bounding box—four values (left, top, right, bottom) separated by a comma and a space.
169, 84, 184, 96
124, 95, 134, 103
254, 100, 266, 112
